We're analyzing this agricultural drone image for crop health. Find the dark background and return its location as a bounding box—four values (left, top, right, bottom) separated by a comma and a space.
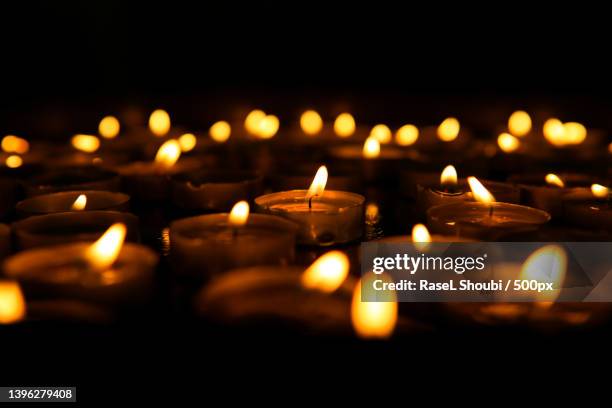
1, 2, 611, 402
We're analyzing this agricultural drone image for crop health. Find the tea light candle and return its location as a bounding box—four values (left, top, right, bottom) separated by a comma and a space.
3, 223, 158, 308
170, 201, 298, 278
24, 165, 121, 197
115, 139, 201, 202
269, 162, 359, 193
171, 170, 263, 212
378, 223, 475, 244
0, 223, 10, 261
255, 166, 365, 246
563, 184, 612, 230
16, 190, 130, 218
12, 210, 139, 250
427, 177, 550, 240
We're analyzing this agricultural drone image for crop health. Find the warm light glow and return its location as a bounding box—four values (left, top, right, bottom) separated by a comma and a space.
440, 165, 458, 188
71, 194, 87, 211
467, 177, 496, 204
545, 173, 565, 188
608, 142, 612, 154
437, 117, 460, 142
412, 223, 432, 252
228, 200, 249, 227
245, 110, 266, 134
543, 118, 565, 141
71, 134, 100, 153
209, 121, 231, 143
333, 113, 356, 138
497, 132, 521, 153
301, 250, 349, 293
300, 110, 323, 136
591, 184, 609, 199
178, 133, 197, 152
154, 139, 181, 170
1, 135, 29, 154
520, 245, 567, 303
563, 122, 587, 145
542, 118, 585, 147
370, 124, 392, 144
395, 124, 419, 146
305, 165, 328, 200
256, 115, 280, 139
362, 137, 380, 159
5, 155, 22, 168
98, 116, 120, 139
84, 223, 127, 272
351, 277, 397, 339
508, 110, 532, 137
0, 281, 26, 324
149, 109, 171, 137
365, 203, 379, 223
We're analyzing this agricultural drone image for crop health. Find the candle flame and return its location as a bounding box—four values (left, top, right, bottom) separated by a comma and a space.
154, 139, 181, 170
365, 202, 379, 223
412, 223, 431, 252
545, 173, 565, 188
543, 119, 587, 147
5, 155, 22, 168
508, 110, 532, 137
440, 165, 458, 188
370, 124, 392, 144
300, 110, 323, 136
1, 135, 29, 154
306, 165, 328, 200
467, 177, 495, 204
228, 200, 249, 227
256, 115, 280, 139
301, 250, 349, 293
497, 132, 520, 153
333, 113, 356, 138
395, 124, 419, 146
149, 109, 171, 137
519, 245, 567, 303
84, 223, 127, 272
178, 133, 197, 152
591, 184, 609, 199
362, 137, 380, 159
71, 134, 100, 153
351, 276, 397, 339
71, 194, 87, 211
98, 115, 120, 139
437, 117, 460, 142
245, 110, 266, 135
563, 122, 587, 145
0, 281, 26, 324
209, 121, 231, 143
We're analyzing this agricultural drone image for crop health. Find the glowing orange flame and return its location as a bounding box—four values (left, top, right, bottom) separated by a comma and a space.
300, 110, 323, 136
149, 109, 171, 137
412, 223, 432, 251
228, 200, 249, 227
154, 139, 181, 170
440, 165, 458, 189
305, 165, 328, 201
301, 250, 349, 293
0, 281, 26, 324
437, 117, 460, 142
256, 115, 280, 139
362, 137, 380, 159
1, 135, 29, 154
508, 110, 532, 137
591, 184, 609, 199
545, 173, 565, 188
520, 245, 567, 303
245, 110, 266, 135
84, 223, 127, 272
5, 155, 22, 168
334, 113, 356, 138
71, 194, 87, 211
209, 121, 231, 143
98, 116, 120, 139
370, 124, 392, 144
178, 133, 197, 152
351, 276, 397, 339
395, 124, 419, 146
71, 134, 100, 153
467, 177, 495, 204
497, 132, 520, 153
365, 202, 380, 223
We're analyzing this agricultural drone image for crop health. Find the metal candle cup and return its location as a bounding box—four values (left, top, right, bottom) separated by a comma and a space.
12, 211, 139, 250
255, 190, 365, 246
24, 166, 121, 197
170, 213, 298, 278
327, 144, 405, 184
16, 190, 130, 218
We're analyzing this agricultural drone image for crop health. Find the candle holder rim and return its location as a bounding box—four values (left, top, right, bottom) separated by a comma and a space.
427, 201, 551, 223
255, 189, 365, 209
170, 212, 300, 235
16, 190, 131, 214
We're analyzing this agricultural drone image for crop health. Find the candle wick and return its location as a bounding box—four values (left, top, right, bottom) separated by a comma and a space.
308, 195, 314, 210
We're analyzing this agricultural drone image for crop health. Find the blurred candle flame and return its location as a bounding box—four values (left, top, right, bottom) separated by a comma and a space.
1, 135, 29, 154
365, 202, 380, 223
71, 194, 87, 211
0, 281, 26, 324
543, 119, 587, 147
437, 117, 460, 142
467, 177, 495, 204
84, 223, 127, 272
228, 200, 249, 227
351, 275, 397, 339
395, 124, 419, 146
563, 122, 587, 145
209, 121, 231, 143
5, 155, 22, 168
412, 223, 431, 252
545, 173, 565, 188
440, 165, 458, 189
305, 165, 328, 200
301, 250, 349, 293
149, 109, 171, 137
520, 245, 567, 303
154, 139, 181, 170
362, 137, 380, 159
508, 110, 532, 137
333, 113, 356, 138
71, 134, 100, 153
497, 132, 520, 153
178, 133, 197, 152
98, 116, 120, 139
245, 110, 266, 135
370, 124, 392, 144
256, 115, 280, 139
300, 110, 323, 136
591, 184, 609, 199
